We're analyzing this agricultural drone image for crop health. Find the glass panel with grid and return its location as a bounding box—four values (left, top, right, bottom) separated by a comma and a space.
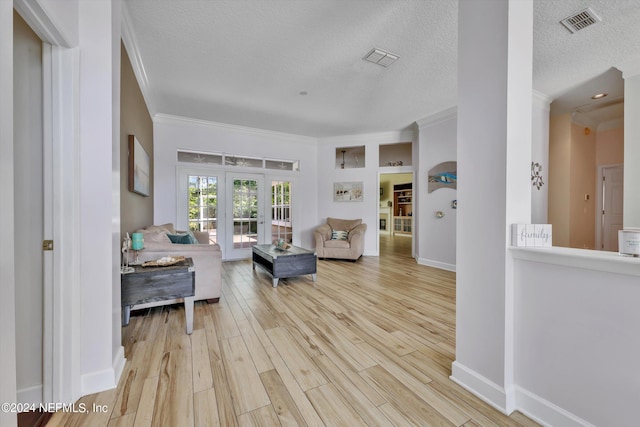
271, 180, 292, 244
232, 178, 259, 249
188, 175, 217, 243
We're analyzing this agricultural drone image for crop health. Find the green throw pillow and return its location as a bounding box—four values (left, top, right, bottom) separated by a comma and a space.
167, 233, 193, 244
331, 230, 349, 240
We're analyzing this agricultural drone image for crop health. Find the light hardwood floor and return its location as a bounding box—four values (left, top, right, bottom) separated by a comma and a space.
48, 235, 538, 426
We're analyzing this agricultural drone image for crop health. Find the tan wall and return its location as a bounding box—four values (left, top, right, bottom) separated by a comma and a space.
569, 123, 596, 249
121, 42, 153, 236
596, 126, 624, 166
548, 114, 572, 247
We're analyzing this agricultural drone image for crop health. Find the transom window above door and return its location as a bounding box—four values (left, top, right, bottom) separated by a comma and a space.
177, 150, 300, 171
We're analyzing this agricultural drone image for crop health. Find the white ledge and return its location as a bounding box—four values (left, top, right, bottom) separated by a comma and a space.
510, 246, 640, 278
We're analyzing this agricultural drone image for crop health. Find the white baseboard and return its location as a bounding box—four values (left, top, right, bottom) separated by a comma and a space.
112, 345, 126, 386
16, 384, 42, 406
514, 386, 596, 427
417, 257, 456, 272
451, 362, 597, 427
80, 346, 125, 396
450, 361, 507, 413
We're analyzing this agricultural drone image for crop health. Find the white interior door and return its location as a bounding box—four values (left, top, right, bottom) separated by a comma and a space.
226, 173, 265, 259
602, 165, 624, 251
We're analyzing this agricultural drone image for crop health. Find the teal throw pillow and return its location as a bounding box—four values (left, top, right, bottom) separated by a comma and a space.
186, 230, 198, 244
331, 230, 349, 240
167, 233, 193, 244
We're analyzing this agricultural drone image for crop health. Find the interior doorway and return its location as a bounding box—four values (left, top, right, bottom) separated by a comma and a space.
379, 172, 413, 257
597, 164, 624, 251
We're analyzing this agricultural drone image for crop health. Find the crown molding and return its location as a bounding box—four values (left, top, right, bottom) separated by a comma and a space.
153, 113, 318, 144
317, 128, 415, 145
121, 4, 156, 116
416, 106, 457, 128
14, 0, 72, 47
533, 90, 553, 111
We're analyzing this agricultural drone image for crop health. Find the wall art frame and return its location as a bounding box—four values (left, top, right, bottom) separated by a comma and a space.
334, 181, 364, 202
128, 135, 150, 196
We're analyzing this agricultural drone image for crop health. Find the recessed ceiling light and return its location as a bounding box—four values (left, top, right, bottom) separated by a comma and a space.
591, 93, 608, 99
363, 48, 399, 67
299, 91, 308, 96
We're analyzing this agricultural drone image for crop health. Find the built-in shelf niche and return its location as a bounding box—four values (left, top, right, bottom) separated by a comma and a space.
379, 142, 412, 167
335, 146, 365, 169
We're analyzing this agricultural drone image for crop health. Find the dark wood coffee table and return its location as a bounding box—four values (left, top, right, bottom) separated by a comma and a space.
121, 257, 195, 334
252, 244, 317, 287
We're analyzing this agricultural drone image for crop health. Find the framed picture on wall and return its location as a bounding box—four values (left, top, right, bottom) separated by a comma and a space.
128, 135, 150, 196
334, 181, 364, 202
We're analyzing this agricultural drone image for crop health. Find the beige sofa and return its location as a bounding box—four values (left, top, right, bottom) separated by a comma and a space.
314, 217, 367, 261
128, 223, 222, 308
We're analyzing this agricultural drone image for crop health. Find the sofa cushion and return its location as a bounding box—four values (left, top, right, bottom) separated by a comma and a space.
327, 217, 362, 233
145, 223, 176, 234
324, 239, 351, 249
330, 230, 349, 240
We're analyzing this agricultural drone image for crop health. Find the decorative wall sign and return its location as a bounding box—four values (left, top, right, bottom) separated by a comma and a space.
428, 161, 457, 193
531, 162, 544, 190
334, 181, 364, 202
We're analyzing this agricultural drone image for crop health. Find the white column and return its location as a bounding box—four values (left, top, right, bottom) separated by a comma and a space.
0, 1, 17, 425
619, 59, 640, 228
452, 0, 533, 413
78, 0, 124, 395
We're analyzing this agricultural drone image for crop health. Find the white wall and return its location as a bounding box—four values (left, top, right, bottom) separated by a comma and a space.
317, 130, 416, 256
531, 91, 551, 224
622, 64, 640, 228
513, 250, 640, 427
153, 115, 319, 252
416, 108, 457, 271
13, 9, 44, 405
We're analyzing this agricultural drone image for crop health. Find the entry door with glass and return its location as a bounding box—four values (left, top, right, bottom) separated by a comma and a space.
226, 173, 265, 259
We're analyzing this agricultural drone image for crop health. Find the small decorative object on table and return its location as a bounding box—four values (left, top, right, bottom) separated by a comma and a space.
275, 239, 290, 251
142, 255, 186, 267
129, 232, 145, 265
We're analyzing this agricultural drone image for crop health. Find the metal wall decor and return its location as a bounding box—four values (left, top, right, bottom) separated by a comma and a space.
531, 161, 544, 190
428, 161, 457, 193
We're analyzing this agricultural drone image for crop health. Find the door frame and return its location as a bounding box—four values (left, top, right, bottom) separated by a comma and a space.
596, 163, 624, 251
377, 170, 415, 258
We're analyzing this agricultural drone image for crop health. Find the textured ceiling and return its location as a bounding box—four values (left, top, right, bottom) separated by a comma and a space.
123, 0, 640, 137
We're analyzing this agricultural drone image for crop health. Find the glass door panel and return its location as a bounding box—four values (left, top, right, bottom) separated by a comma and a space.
226, 173, 264, 259
187, 175, 218, 243
271, 180, 293, 244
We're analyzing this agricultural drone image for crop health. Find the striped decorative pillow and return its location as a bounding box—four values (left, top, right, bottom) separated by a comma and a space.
331, 230, 349, 240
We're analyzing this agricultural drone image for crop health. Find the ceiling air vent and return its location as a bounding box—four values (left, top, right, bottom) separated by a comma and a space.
560, 7, 601, 33
363, 48, 399, 67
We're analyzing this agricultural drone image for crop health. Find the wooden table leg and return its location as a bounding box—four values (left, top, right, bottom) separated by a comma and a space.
184, 296, 194, 334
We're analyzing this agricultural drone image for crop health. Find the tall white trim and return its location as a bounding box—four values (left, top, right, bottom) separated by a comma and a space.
450, 361, 508, 414
51, 45, 82, 403
416, 106, 457, 128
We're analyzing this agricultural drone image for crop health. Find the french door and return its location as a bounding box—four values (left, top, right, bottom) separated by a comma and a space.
225, 173, 266, 259
179, 168, 294, 260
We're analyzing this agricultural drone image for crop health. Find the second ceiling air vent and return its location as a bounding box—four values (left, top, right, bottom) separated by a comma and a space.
560, 7, 601, 33
363, 48, 399, 67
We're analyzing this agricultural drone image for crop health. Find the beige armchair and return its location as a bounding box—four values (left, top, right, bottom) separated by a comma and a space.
314, 217, 367, 261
